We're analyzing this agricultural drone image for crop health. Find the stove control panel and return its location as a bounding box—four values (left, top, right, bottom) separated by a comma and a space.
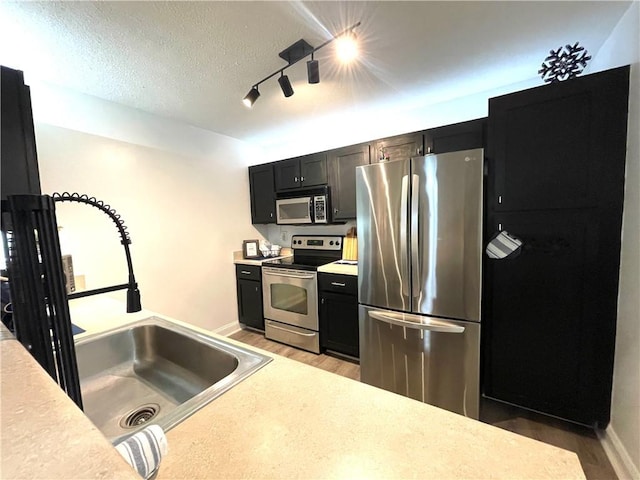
291, 235, 343, 251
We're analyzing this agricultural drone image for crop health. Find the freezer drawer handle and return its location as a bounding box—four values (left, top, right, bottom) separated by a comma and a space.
369, 310, 465, 333
267, 322, 317, 337
330, 282, 346, 287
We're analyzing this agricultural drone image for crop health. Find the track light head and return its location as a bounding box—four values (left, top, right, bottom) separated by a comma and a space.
307, 57, 320, 84
278, 73, 294, 97
243, 86, 260, 108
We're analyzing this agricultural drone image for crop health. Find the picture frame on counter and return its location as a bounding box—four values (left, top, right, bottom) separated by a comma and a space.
242, 239, 261, 259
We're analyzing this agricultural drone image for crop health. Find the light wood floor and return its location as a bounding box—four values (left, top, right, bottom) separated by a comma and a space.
230, 328, 617, 480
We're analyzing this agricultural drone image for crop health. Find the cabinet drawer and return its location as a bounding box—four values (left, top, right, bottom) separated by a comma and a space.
318, 273, 357, 295
235, 264, 261, 279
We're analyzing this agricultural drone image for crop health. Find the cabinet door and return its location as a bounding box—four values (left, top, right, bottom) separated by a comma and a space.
300, 152, 327, 187
488, 67, 628, 212
423, 118, 485, 155
483, 210, 611, 426
274, 158, 300, 191
327, 144, 370, 221
373, 132, 423, 163
320, 291, 359, 358
248, 164, 276, 224
236, 278, 264, 331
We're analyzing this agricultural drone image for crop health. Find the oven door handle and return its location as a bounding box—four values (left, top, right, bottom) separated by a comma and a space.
263, 271, 316, 280
267, 322, 317, 337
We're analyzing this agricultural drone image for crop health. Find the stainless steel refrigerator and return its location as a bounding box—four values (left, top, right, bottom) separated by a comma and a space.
356, 148, 483, 419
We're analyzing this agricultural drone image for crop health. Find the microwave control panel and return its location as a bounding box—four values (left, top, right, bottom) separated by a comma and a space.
313, 195, 327, 223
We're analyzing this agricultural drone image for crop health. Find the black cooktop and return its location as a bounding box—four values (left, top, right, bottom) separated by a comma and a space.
262, 235, 343, 272
262, 255, 338, 271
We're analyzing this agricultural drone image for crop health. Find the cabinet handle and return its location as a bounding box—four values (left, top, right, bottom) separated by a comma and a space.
301, 176, 305, 182
270, 212, 273, 218
334, 208, 338, 214
331, 282, 346, 287
294, 176, 298, 182
241, 270, 252, 275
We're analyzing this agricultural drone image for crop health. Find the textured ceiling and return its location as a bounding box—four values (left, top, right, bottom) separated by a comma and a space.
0, 1, 632, 147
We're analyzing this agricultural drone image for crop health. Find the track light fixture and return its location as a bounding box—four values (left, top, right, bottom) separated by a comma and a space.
307, 53, 320, 84
242, 86, 260, 108
278, 72, 294, 97
242, 21, 361, 108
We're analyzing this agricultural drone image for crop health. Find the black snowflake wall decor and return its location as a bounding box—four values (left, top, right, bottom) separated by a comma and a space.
538, 42, 591, 83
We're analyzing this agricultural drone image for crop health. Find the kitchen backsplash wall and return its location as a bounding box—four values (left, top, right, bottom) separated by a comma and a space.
254, 221, 356, 248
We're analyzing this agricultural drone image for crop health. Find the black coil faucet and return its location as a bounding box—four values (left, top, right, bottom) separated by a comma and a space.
52, 192, 141, 313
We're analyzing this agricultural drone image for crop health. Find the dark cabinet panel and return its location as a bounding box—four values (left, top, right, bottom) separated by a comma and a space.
327, 144, 370, 221
1, 65, 41, 201
319, 273, 359, 358
488, 67, 628, 212
424, 118, 486, 155
236, 265, 264, 331
248, 164, 276, 224
275, 153, 327, 191
484, 66, 629, 428
373, 132, 423, 163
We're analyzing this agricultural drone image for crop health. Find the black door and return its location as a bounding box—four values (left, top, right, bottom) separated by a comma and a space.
249, 164, 276, 224
237, 278, 264, 330
300, 152, 327, 187
373, 132, 423, 163
327, 143, 370, 221
274, 158, 300, 191
484, 66, 629, 428
320, 291, 359, 358
424, 118, 485, 155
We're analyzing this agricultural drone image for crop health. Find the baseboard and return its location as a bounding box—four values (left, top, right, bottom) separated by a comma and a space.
598, 426, 640, 480
213, 321, 241, 337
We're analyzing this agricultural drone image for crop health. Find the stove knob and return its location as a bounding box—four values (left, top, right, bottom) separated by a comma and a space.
336, 240, 340, 246
329, 241, 334, 245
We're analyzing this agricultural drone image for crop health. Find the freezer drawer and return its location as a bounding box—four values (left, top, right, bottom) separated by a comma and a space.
359, 305, 480, 419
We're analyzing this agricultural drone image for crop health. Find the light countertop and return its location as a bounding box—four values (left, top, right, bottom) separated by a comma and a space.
317, 260, 358, 276
0, 301, 585, 479
233, 249, 292, 266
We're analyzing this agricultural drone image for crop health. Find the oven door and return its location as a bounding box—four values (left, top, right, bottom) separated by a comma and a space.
262, 267, 318, 331
276, 197, 313, 224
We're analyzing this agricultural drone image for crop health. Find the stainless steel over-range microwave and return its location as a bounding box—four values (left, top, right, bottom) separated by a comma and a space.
275, 187, 330, 225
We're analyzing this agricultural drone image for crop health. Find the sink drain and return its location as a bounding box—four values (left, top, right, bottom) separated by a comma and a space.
120, 404, 160, 429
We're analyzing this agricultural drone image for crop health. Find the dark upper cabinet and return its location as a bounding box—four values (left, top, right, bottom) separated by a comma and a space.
372, 132, 423, 163
274, 152, 327, 191
248, 164, 276, 224
1, 66, 41, 201
423, 118, 486, 155
327, 143, 370, 221
488, 68, 628, 212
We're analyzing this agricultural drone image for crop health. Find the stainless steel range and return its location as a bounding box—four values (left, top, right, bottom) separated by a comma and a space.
262, 235, 343, 353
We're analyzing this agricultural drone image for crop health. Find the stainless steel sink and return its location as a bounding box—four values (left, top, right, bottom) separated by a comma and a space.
75, 317, 271, 443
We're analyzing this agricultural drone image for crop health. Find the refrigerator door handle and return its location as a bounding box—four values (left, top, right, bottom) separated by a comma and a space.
400, 175, 410, 297
369, 310, 465, 333
410, 174, 420, 298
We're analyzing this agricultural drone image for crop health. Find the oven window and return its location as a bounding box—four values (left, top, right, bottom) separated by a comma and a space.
271, 284, 308, 315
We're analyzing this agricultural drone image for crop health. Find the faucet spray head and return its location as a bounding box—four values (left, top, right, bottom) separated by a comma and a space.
127, 284, 141, 313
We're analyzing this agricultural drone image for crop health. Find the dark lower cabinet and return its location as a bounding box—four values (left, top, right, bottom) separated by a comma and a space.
319, 273, 359, 358
235, 265, 264, 331
483, 66, 630, 428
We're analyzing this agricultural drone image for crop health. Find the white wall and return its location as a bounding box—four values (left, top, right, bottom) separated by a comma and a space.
589, 3, 640, 479
34, 87, 265, 333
